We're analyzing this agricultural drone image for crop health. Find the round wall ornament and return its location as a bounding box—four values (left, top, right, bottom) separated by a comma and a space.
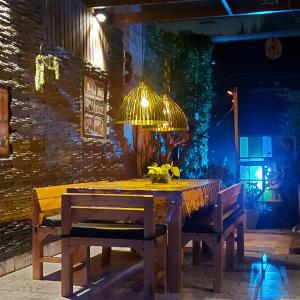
265, 37, 282, 60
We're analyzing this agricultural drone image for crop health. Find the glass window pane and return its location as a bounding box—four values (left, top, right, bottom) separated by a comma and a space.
250, 166, 262, 181
240, 165, 250, 180
249, 136, 262, 158
240, 136, 248, 157
262, 136, 272, 157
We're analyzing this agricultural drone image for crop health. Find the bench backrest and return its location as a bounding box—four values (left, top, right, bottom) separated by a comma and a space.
32, 181, 108, 225
213, 182, 244, 232
61, 193, 155, 239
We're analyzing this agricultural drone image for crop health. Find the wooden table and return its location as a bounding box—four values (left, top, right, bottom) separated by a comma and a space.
68, 178, 220, 293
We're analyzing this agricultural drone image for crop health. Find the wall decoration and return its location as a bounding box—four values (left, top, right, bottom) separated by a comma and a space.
83, 76, 107, 138
0, 87, 9, 157
35, 54, 60, 91
265, 37, 282, 60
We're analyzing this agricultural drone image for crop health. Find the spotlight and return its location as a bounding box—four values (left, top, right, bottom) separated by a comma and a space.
96, 12, 107, 23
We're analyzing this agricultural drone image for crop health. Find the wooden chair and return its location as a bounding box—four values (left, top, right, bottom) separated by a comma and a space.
32, 181, 108, 280
182, 182, 245, 293
61, 193, 167, 299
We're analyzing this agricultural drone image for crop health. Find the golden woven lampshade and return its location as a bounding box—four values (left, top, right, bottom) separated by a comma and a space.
144, 93, 188, 132
116, 81, 167, 126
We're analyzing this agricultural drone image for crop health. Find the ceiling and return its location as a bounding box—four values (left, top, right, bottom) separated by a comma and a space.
82, 0, 300, 24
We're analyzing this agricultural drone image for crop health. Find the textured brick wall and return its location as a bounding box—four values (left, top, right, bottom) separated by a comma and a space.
0, 0, 136, 261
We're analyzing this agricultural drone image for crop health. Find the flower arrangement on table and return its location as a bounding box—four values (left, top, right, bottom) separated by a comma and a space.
147, 162, 180, 183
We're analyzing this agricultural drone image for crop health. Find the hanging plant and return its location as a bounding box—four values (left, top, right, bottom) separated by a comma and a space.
35, 54, 60, 91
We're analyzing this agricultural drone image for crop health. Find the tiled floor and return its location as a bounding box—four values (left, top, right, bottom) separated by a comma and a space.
0, 232, 300, 300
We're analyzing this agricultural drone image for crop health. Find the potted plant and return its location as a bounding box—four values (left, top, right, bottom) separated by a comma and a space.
147, 162, 180, 183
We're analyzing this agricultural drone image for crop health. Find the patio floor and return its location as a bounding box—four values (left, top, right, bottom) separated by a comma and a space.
0, 232, 300, 300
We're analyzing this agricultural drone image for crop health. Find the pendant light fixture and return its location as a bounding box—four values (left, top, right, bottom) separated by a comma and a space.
144, 93, 188, 131
115, 11, 167, 126
115, 80, 167, 125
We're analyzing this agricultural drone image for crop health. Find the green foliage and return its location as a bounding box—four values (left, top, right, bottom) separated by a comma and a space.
35, 54, 60, 91
144, 25, 214, 178
147, 162, 180, 177
279, 89, 300, 148
199, 164, 234, 187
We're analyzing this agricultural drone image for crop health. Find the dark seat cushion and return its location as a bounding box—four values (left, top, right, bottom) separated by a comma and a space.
223, 207, 244, 230
43, 214, 61, 227
183, 207, 244, 233
69, 223, 167, 240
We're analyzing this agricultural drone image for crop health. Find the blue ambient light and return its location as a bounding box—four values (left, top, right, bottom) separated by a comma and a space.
262, 253, 268, 263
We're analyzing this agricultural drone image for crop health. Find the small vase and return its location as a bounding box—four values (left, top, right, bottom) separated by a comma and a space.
150, 173, 171, 183
151, 174, 160, 183
159, 173, 171, 183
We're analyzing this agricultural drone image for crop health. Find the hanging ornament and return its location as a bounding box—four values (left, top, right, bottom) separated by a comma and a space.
35, 54, 60, 91
265, 37, 282, 60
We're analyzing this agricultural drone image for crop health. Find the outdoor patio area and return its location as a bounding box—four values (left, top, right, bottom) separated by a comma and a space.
2, 1, 300, 299
0, 232, 300, 300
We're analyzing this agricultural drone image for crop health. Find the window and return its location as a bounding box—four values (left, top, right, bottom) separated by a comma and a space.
0, 87, 9, 157
240, 136, 273, 202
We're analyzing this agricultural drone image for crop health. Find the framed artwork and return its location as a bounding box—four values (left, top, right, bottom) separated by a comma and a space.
0, 87, 9, 157
83, 76, 107, 138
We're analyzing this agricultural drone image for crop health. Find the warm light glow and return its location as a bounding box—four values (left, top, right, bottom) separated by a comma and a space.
227, 90, 234, 96
143, 94, 188, 132
141, 96, 149, 108
96, 13, 106, 23
163, 101, 170, 115
88, 18, 106, 69
116, 81, 167, 126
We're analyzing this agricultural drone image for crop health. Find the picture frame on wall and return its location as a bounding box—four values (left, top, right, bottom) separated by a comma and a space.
83, 76, 108, 138
0, 87, 9, 157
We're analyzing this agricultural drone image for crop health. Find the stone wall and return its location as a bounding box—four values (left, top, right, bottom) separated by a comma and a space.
0, 0, 136, 264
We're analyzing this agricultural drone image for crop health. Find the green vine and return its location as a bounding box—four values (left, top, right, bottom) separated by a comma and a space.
35, 54, 60, 91
144, 25, 214, 178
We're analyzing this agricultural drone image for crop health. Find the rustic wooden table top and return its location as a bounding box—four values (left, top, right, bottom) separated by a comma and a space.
67, 178, 219, 192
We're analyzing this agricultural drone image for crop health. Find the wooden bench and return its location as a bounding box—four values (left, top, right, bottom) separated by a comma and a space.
61, 193, 167, 299
182, 182, 245, 292
32, 181, 109, 280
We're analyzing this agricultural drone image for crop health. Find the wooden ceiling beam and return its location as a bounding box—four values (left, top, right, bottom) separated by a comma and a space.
113, 6, 228, 24
82, 0, 201, 7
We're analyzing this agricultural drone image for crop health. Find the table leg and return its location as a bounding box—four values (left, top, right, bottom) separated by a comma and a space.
167, 203, 182, 293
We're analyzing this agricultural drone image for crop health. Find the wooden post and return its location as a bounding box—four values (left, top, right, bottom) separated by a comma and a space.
233, 87, 240, 182
192, 241, 201, 265
226, 232, 234, 269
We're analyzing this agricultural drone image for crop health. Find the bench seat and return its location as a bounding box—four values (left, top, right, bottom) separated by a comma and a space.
32, 180, 110, 280
183, 207, 244, 233
43, 215, 61, 227
70, 223, 167, 240
182, 183, 245, 293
